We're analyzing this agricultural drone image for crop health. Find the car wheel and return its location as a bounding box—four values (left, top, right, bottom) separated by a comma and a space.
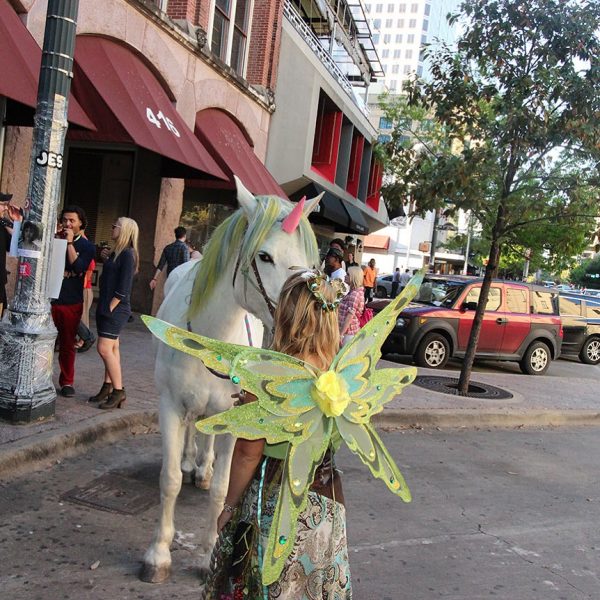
519, 341, 551, 375
580, 337, 600, 365
415, 333, 450, 369
375, 286, 387, 298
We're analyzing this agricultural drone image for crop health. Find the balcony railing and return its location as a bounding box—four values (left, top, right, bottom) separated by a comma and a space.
283, 1, 369, 117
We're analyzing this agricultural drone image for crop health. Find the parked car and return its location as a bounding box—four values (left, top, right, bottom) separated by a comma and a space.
375, 274, 393, 297
558, 292, 600, 365
370, 276, 562, 375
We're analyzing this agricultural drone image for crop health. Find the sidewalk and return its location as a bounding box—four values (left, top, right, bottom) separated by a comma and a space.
1, 314, 599, 477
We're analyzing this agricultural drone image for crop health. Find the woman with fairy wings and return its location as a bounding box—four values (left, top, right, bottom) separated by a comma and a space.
144, 269, 424, 599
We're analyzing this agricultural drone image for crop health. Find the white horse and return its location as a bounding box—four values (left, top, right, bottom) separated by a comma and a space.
141, 177, 321, 583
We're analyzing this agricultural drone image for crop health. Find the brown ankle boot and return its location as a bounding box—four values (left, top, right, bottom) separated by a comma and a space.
89, 382, 113, 403
99, 388, 126, 410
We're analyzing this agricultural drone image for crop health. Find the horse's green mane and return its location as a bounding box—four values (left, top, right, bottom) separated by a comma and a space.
188, 195, 319, 317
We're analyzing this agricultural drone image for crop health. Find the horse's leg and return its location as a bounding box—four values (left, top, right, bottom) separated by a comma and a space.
141, 400, 186, 583
198, 432, 235, 572
194, 431, 215, 490
180, 421, 198, 485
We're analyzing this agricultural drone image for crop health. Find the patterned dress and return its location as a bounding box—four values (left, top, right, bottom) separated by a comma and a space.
201, 453, 352, 600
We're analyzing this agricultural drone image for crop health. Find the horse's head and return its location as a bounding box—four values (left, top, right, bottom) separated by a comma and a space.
189, 177, 321, 328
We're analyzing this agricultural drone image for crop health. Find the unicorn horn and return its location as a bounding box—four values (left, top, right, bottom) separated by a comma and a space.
281, 196, 306, 234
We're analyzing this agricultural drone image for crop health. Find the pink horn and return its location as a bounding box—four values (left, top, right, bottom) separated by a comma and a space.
281, 196, 306, 234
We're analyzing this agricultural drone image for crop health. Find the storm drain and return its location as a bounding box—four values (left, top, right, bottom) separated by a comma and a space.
62, 472, 160, 515
413, 376, 513, 400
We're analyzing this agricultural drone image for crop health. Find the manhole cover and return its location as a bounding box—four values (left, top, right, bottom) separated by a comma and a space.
62, 473, 159, 515
413, 376, 513, 399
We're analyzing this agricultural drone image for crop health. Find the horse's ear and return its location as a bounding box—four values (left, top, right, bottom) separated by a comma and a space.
234, 175, 256, 216
303, 192, 324, 217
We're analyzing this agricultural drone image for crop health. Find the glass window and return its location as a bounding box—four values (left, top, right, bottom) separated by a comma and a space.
407, 34, 415, 43
389, 79, 398, 90
395, 33, 403, 43
405, 49, 413, 58
397, 18, 405, 27
424, 3, 431, 16
411, 2, 419, 12
417, 65, 423, 76
211, 0, 249, 76
379, 116, 392, 129
403, 64, 411, 74
373, 33, 380, 43
585, 302, 600, 319
506, 288, 528, 313
373, 18, 381, 29
560, 296, 582, 316
388, 3, 394, 12
421, 34, 428, 45
392, 64, 399, 73
465, 286, 502, 311
376, 3, 383, 12
382, 48, 389, 57
409, 18, 417, 28
398, 3, 406, 12
533, 291, 557, 315
378, 134, 392, 143
384, 33, 391, 43
365, 4, 371, 12
386, 18, 393, 27
423, 19, 429, 31
393, 49, 401, 58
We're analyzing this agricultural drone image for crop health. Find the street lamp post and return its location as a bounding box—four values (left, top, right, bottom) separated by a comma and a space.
0, 1, 80, 423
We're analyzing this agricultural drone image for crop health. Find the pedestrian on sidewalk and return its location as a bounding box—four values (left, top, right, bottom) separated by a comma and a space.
324, 246, 347, 281
399, 268, 411, 292
338, 266, 365, 346
363, 258, 378, 302
51, 206, 96, 397
391, 267, 401, 298
90, 217, 139, 410
149, 226, 189, 291
0, 193, 20, 316
75, 229, 96, 353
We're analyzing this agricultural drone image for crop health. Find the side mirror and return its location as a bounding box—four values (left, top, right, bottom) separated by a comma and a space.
461, 301, 478, 311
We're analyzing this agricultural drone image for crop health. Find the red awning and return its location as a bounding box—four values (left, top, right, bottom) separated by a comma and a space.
69, 36, 226, 181
0, 0, 94, 129
364, 234, 390, 250
191, 108, 286, 196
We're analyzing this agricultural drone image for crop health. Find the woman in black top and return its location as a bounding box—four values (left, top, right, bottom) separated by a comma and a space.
89, 217, 139, 409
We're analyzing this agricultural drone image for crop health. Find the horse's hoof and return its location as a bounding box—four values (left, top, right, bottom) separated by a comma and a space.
195, 477, 211, 490
140, 562, 171, 584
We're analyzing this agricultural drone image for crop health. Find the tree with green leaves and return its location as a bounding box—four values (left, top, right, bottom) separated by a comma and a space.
380, 0, 600, 393
570, 256, 600, 290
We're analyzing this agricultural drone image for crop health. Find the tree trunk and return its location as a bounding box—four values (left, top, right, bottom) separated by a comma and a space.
457, 227, 502, 395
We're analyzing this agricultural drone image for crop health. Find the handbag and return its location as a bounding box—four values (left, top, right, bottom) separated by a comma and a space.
358, 306, 374, 328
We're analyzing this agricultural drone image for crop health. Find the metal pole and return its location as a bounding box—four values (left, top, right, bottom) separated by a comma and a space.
0, 0, 80, 423
462, 211, 471, 275
429, 208, 439, 272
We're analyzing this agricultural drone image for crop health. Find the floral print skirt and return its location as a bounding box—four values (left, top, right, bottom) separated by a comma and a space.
201, 478, 352, 600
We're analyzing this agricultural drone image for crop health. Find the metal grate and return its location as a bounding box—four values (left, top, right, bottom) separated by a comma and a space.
413, 376, 513, 400
62, 473, 160, 515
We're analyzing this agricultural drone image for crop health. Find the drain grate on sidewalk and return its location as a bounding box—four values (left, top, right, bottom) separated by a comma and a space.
413, 376, 513, 399
62, 472, 160, 515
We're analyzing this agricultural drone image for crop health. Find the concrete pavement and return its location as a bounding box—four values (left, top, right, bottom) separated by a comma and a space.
0, 314, 599, 477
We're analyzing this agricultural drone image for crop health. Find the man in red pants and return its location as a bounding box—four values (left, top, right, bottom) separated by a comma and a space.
51, 206, 95, 397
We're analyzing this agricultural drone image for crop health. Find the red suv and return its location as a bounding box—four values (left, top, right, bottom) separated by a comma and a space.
372, 276, 562, 375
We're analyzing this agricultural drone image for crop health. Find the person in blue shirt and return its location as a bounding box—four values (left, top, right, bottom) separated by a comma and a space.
51, 206, 96, 397
89, 217, 139, 409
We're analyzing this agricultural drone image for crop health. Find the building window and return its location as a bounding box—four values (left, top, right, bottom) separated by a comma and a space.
392, 64, 399, 73
373, 33, 380, 43
405, 49, 413, 59
384, 33, 391, 43
389, 79, 397, 90
409, 18, 416, 28
423, 19, 429, 31
397, 18, 404, 27
403, 64, 411, 74
393, 49, 401, 58
378, 134, 392, 143
417, 65, 423, 76
399, 3, 406, 12
149, 0, 168, 9
382, 48, 390, 58
386, 18, 393, 27
210, 0, 252, 76
365, 3, 371, 12
421, 34, 428, 45
373, 18, 381, 29
424, 3, 431, 16
407, 33, 415, 43
395, 33, 403, 43
411, 2, 419, 12
387, 3, 394, 11
379, 116, 392, 129
376, 3, 383, 12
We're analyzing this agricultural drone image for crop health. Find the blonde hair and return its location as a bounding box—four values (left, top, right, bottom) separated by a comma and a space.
347, 266, 364, 289
113, 217, 139, 273
272, 272, 342, 369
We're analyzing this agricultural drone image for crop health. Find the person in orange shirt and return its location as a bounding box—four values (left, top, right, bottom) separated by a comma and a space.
363, 258, 378, 302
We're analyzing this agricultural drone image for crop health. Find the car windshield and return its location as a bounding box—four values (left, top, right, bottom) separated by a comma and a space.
414, 278, 466, 307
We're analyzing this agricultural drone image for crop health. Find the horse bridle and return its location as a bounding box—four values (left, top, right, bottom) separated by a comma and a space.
232, 254, 277, 322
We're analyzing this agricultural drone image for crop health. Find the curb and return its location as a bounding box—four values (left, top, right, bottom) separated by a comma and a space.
374, 409, 600, 429
0, 410, 158, 480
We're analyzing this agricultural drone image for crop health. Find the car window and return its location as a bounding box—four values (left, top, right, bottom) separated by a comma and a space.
585, 302, 600, 319
465, 286, 501, 311
506, 288, 528, 313
533, 290, 557, 314
560, 296, 582, 316
384, 275, 392, 281
416, 279, 466, 306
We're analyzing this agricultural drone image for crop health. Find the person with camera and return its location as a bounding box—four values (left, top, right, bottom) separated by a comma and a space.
52, 206, 95, 397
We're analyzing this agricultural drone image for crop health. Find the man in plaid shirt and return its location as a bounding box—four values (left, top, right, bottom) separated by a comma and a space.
150, 226, 190, 290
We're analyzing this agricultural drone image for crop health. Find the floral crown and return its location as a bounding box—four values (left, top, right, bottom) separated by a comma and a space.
300, 270, 347, 311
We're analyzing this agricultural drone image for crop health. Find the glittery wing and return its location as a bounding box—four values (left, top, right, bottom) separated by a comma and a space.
331, 271, 424, 401
262, 415, 333, 585
335, 418, 411, 502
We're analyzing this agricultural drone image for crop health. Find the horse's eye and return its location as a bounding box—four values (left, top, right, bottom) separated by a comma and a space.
258, 252, 274, 264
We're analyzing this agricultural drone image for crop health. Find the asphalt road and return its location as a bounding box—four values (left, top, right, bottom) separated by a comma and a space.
1, 428, 599, 599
